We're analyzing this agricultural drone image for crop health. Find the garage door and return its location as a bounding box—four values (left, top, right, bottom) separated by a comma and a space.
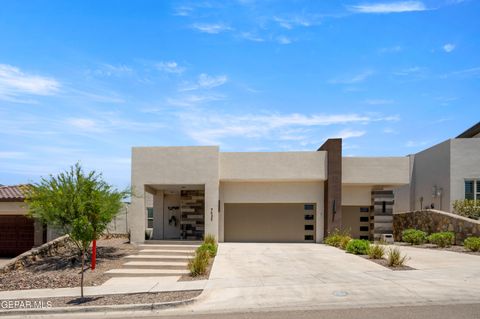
0, 215, 34, 257
224, 203, 315, 242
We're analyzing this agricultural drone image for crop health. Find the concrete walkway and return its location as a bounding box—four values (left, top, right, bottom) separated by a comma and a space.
0, 258, 12, 268
182, 243, 480, 313
0, 276, 206, 300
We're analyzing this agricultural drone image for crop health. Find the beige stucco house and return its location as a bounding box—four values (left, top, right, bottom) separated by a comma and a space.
130, 139, 410, 243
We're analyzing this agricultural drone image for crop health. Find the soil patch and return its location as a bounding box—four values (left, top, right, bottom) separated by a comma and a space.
0, 238, 138, 291
364, 256, 416, 271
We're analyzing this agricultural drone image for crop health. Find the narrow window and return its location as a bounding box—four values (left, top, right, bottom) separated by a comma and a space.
465, 180, 474, 200
304, 204, 315, 210
382, 201, 386, 213
304, 214, 314, 220
359, 235, 369, 240
360, 207, 370, 213
147, 207, 154, 228
305, 235, 314, 241
360, 226, 369, 232
360, 216, 369, 222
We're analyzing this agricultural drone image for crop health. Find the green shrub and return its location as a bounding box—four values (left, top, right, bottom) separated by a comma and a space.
367, 244, 385, 259
345, 239, 370, 255
387, 247, 408, 267
197, 243, 218, 257
204, 234, 217, 246
188, 249, 210, 276
464, 236, 480, 252
402, 229, 427, 245
324, 229, 351, 248
453, 200, 480, 220
427, 232, 455, 248
339, 236, 352, 250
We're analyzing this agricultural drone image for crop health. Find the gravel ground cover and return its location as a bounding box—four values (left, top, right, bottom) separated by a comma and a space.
0, 238, 137, 291
395, 242, 480, 256
0, 290, 202, 310
178, 257, 214, 282
364, 257, 415, 271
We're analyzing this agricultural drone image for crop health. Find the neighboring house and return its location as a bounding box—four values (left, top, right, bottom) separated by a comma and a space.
130, 139, 410, 243
0, 185, 45, 257
395, 122, 480, 213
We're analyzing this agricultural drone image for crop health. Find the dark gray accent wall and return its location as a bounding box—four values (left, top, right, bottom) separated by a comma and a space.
180, 190, 205, 240
318, 139, 342, 236
372, 190, 394, 240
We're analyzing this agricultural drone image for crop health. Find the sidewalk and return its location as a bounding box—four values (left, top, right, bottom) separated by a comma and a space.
0, 276, 207, 300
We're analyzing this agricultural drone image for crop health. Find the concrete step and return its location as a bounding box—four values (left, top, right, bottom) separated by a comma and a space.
105, 268, 189, 277
137, 244, 199, 250
138, 249, 195, 256
143, 240, 202, 245
124, 254, 192, 262
123, 261, 188, 270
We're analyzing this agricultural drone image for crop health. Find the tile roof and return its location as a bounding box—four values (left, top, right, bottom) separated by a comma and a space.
0, 185, 31, 201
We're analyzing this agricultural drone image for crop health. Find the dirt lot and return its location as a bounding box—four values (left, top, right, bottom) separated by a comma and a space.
0, 238, 137, 291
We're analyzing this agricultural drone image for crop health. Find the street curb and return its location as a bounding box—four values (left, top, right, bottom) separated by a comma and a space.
0, 291, 201, 316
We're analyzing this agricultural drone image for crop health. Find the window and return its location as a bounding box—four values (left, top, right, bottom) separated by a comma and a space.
304, 214, 314, 220
465, 180, 480, 200
305, 225, 314, 231
360, 226, 369, 232
360, 216, 369, 222
304, 235, 314, 241
382, 201, 386, 213
147, 207, 154, 228
360, 207, 369, 213
360, 235, 369, 240
304, 204, 315, 210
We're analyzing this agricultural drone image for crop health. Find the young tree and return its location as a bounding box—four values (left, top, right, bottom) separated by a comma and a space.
26, 163, 129, 298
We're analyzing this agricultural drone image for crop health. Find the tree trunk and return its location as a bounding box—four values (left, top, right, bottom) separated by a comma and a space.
81, 251, 84, 298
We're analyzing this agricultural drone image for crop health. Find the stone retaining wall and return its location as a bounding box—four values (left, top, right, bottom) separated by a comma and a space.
0, 235, 73, 273
393, 209, 480, 244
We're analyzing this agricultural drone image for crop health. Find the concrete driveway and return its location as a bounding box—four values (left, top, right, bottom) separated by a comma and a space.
185, 243, 480, 313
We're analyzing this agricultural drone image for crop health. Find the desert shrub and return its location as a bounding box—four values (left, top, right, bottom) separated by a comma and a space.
188, 249, 210, 276
339, 236, 352, 250
453, 200, 480, 220
345, 239, 370, 255
464, 237, 480, 252
197, 243, 218, 257
387, 247, 408, 267
402, 229, 427, 245
324, 229, 351, 248
204, 234, 217, 246
427, 232, 455, 248
367, 244, 385, 259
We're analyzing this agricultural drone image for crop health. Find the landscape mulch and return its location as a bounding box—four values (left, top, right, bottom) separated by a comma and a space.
0, 238, 138, 291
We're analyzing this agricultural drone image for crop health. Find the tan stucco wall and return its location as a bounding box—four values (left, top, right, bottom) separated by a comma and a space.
224, 203, 311, 242
342, 157, 410, 185
0, 202, 28, 215
219, 181, 324, 242
342, 186, 372, 206
220, 151, 327, 181
342, 206, 371, 239
131, 146, 220, 243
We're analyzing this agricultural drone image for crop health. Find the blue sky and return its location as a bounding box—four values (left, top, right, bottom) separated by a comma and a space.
0, 0, 478, 188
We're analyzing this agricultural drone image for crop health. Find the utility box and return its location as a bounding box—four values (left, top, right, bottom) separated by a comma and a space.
381, 233, 394, 244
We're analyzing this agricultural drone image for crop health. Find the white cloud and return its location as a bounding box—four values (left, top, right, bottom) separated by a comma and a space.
156, 61, 185, 74
329, 70, 374, 84
379, 45, 403, 53
179, 73, 228, 91
276, 36, 292, 45
273, 15, 314, 29
66, 118, 103, 133
174, 5, 193, 16
393, 66, 425, 77
365, 99, 394, 105
0, 151, 27, 159
179, 111, 397, 144
240, 32, 265, 42
166, 94, 224, 107
335, 129, 366, 139
0, 64, 60, 102
192, 23, 232, 34
90, 64, 132, 77
443, 43, 456, 53
406, 140, 429, 147
350, 1, 427, 13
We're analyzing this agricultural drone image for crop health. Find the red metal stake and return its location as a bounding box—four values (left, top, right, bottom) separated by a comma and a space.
91, 239, 96, 270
